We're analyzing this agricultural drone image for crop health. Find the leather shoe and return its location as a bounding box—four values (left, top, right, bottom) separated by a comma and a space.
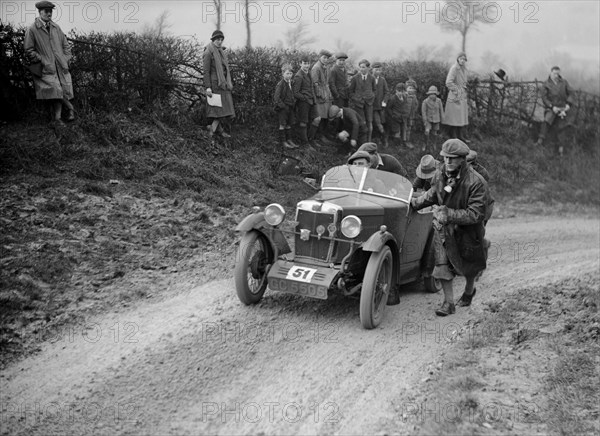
457, 288, 477, 307
435, 301, 455, 316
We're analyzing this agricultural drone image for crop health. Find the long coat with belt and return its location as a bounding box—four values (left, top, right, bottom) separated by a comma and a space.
412, 163, 488, 277
329, 65, 349, 106
310, 60, 332, 118
24, 18, 73, 100
203, 42, 235, 118
541, 75, 575, 124
443, 62, 469, 126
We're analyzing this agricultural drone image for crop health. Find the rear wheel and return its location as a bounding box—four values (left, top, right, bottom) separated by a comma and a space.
360, 246, 393, 329
234, 231, 273, 305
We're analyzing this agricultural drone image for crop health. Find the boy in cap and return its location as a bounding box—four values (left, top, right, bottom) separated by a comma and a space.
405, 82, 419, 147
273, 64, 299, 149
421, 85, 444, 152
372, 62, 389, 147
25, 1, 76, 126
293, 57, 318, 148
348, 59, 376, 142
413, 154, 440, 192
329, 52, 349, 107
385, 83, 412, 149
411, 139, 488, 316
328, 105, 367, 148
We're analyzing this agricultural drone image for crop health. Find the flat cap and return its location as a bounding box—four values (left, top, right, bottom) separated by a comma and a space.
328, 105, 341, 120
440, 139, 470, 158
371, 62, 382, 69
334, 52, 348, 60
466, 149, 478, 163
358, 59, 370, 67
357, 142, 378, 154
35, 1, 56, 9
347, 150, 372, 165
318, 49, 332, 57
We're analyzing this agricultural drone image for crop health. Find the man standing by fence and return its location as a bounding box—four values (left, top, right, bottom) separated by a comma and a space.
536, 66, 574, 155
24, 1, 75, 126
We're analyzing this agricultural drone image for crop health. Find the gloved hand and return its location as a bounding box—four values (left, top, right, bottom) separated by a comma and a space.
433, 205, 449, 225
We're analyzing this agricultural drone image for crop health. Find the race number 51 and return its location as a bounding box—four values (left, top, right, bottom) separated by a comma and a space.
286, 266, 317, 283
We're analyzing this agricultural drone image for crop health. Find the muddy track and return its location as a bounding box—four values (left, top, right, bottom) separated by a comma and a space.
1, 216, 598, 436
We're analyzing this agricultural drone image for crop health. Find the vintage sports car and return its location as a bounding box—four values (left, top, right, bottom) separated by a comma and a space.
234, 165, 440, 329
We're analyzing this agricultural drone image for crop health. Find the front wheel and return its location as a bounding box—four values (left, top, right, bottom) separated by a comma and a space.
234, 231, 273, 305
424, 276, 442, 293
360, 246, 393, 329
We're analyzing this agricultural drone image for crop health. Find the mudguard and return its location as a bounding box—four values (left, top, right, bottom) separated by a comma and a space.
362, 231, 398, 253
235, 212, 291, 256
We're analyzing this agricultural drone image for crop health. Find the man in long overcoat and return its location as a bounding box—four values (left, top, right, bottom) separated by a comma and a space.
411, 139, 489, 316
24, 1, 75, 125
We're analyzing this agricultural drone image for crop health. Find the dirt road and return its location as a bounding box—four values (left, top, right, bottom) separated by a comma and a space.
1, 215, 598, 436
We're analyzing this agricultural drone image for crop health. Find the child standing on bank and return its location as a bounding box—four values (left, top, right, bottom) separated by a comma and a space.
405, 82, 419, 147
274, 64, 299, 149
421, 85, 444, 152
385, 82, 413, 149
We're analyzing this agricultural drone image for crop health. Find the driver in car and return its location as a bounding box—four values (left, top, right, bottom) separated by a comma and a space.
357, 142, 408, 178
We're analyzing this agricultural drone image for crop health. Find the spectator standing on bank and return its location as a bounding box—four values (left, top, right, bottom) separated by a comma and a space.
311, 49, 333, 142
329, 52, 349, 107
293, 57, 318, 148
24, 1, 75, 126
273, 64, 299, 149
405, 83, 419, 147
203, 30, 235, 144
372, 62, 389, 147
443, 52, 470, 143
385, 82, 413, 149
421, 85, 444, 152
349, 59, 376, 142
536, 66, 574, 155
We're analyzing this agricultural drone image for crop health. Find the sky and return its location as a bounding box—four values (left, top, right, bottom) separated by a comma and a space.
3, 1, 599, 87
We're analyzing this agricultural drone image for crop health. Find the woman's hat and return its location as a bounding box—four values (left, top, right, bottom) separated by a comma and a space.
426, 86, 439, 95
416, 155, 440, 179
457, 52, 467, 61
211, 30, 225, 41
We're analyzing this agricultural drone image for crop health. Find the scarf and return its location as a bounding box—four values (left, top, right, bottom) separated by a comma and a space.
205, 42, 233, 90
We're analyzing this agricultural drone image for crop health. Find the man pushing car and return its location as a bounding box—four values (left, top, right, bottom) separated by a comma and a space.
410, 139, 489, 316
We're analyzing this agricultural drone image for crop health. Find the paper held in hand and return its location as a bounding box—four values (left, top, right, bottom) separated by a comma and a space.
207, 93, 222, 107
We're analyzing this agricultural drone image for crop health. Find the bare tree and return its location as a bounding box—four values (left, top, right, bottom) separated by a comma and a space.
278, 21, 317, 51
244, 0, 252, 49
438, 0, 495, 53
213, 0, 222, 31
142, 10, 172, 38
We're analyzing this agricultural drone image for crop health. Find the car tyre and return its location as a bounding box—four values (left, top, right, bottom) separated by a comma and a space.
234, 230, 273, 305
360, 246, 393, 329
424, 276, 442, 293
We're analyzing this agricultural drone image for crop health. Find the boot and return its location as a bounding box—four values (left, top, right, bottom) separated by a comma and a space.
308, 123, 320, 147
285, 129, 299, 149
298, 125, 309, 146
278, 129, 291, 149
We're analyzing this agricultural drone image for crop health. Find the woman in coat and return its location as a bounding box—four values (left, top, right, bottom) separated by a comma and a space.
443, 52, 469, 142
203, 30, 235, 143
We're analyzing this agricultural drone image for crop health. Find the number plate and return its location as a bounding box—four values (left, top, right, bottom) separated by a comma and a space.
286, 266, 317, 283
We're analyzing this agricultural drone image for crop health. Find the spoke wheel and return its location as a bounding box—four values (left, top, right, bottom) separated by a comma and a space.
234, 231, 273, 305
360, 246, 393, 329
